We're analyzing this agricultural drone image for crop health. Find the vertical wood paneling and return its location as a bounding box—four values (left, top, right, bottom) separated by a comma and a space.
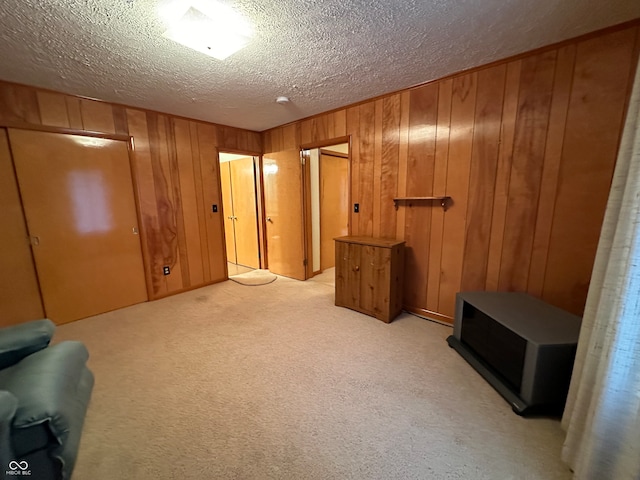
404, 84, 439, 309
372, 99, 383, 237
358, 102, 375, 236
190, 122, 210, 283
36, 92, 70, 128
395, 92, 411, 241
438, 73, 478, 317
0, 80, 257, 307
174, 118, 203, 287
65, 97, 84, 129
380, 95, 401, 238
334, 110, 347, 137
80, 98, 116, 133
197, 122, 227, 282
542, 28, 638, 314
261, 23, 637, 322
112, 105, 129, 135
0, 84, 41, 124
527, 45, 576, 297
498, 51, 557, 292
346, 106, 360, 236
461, 65, 506, 291
149, 114, 185, 293
300, 120, 312, 146
485, 62, 521, 291
282, 123, 299, 150
426, 79, 453, 313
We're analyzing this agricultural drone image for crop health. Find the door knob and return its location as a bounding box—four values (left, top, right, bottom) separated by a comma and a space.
132, 227, 139, 235
30, 236, 40, 246
267, 217, 272, 223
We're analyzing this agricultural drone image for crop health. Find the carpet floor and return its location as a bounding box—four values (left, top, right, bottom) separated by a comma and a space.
55, 276, 572, 480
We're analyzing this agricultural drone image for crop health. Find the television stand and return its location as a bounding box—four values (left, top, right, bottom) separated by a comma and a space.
447, 292, 581, 415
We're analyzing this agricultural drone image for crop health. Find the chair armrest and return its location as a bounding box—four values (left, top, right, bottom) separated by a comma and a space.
0, 390, 18, 469
0, 319, 56, 369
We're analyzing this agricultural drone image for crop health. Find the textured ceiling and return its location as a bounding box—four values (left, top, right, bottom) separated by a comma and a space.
0, 0, 638, 132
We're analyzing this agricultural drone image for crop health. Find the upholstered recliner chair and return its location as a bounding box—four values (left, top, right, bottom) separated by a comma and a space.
0, 319, 93, 480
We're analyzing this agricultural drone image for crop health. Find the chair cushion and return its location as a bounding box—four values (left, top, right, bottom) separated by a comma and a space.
0, 319, 55, 369
0, 341, 92, 453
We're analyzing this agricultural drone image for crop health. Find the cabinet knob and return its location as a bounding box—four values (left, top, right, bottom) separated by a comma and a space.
353, 265, 359, 272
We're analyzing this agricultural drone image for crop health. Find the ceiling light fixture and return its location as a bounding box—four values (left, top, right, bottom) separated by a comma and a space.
159, 0, 253, 60
275, 96, 290, 104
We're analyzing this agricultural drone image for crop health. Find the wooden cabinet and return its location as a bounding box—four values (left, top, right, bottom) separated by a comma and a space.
335, 236, 405, 323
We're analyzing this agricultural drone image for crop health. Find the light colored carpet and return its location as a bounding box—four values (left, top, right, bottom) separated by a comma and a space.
230, 269, 277, 286
227, 262, 254, 277
309, 267, 336, 287
55, 276, 572, 480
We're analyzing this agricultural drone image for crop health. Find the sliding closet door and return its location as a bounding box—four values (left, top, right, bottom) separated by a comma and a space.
220, 161, 237, 264
9, 129, 148, 323
230, 157, 259, 269
0, 129, 44, 325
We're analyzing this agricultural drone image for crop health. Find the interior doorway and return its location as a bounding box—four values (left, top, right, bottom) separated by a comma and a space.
304, 142, 350, 284
219, 152, 261, 276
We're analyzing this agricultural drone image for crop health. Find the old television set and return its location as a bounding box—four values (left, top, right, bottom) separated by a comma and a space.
447, 292, 581, 415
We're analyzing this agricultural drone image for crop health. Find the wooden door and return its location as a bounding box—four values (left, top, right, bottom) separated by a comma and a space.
320, 153, 349, 270
0, 129, 44, 325
263, 149, 306, 280
230, 157, 259, 269
220, 161, 236, 264
9, 129, 148, 324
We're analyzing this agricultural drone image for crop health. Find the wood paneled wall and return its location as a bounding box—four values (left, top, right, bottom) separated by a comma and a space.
0, 81, 261, 303
263, 25, 640, 321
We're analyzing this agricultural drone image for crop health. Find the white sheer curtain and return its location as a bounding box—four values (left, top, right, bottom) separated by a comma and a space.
561, 57, 640, 479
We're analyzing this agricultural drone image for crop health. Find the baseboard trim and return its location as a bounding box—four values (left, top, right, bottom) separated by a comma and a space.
403, 305, 454, 326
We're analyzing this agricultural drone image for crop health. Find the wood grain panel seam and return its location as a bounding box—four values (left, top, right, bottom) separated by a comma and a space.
528, 48, 577, 293
523, 54, 559, 292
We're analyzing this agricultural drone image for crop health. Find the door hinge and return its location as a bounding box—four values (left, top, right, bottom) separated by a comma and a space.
303, 258, 308, 266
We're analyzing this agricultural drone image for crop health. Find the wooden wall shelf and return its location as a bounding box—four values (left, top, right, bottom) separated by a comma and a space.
393, 196, 451, 211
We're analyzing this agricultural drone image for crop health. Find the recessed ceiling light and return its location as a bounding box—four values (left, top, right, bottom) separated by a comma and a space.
160, 0, 253, 60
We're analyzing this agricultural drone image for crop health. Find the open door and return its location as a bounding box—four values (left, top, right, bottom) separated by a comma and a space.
320, 150, 349, 271
305, 142, 350, 278
263, 149, 306, 280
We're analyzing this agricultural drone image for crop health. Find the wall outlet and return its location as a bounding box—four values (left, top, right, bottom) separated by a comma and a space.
163, 266, 170, 275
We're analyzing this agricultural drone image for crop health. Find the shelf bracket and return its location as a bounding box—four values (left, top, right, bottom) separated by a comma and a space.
393, 196, 451, 211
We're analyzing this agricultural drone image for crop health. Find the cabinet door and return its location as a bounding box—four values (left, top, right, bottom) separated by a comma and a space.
358, 245, 393, 319
335, 240, 350, 308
